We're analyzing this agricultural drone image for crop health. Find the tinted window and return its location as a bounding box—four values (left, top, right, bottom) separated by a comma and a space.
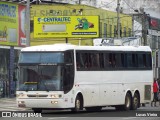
19, 52, 64, 64
76, 51, 152, 71
138, 54, 144, 68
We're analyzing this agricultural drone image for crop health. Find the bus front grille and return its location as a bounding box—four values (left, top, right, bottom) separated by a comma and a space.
27, 94, 48, 97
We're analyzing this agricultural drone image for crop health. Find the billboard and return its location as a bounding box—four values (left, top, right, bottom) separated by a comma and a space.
149, 17, 160, 31
18, 4, 27, 46
0, 2, 26, 47
34, 16, 99, 38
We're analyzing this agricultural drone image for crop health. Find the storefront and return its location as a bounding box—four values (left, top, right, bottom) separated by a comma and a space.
0, 46, 21, 98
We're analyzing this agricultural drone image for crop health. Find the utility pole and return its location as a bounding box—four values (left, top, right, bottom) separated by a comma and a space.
141, 9, 147, 46
26, 0, 30, 46
78, 0, 81, 4
117, 0, 120, 39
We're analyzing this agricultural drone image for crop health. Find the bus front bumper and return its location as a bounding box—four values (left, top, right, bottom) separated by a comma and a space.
17, 98, 68, 109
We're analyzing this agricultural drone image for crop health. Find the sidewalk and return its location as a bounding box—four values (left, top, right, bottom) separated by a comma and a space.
0, 97, 16, 103
0, 97, 31, 111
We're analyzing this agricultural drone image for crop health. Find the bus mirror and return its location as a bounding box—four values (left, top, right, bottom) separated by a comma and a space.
13, 72, 17, 81
14, 63, 19, 69
0, 88, 2, 92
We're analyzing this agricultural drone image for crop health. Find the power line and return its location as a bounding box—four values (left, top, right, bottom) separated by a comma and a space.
122, 0, 137, 12
98, 0, 116, 9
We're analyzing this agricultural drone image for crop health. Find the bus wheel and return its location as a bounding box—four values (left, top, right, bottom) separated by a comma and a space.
32, 108, 42, 113
131, 93, 139, 110
123, 93, 131, 111
71, 96, 82, 112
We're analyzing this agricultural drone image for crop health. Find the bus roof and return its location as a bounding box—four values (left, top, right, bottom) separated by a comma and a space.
21, 44, 151, 52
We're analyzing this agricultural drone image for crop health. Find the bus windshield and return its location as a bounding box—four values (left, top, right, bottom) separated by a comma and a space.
17, 65, 62, 91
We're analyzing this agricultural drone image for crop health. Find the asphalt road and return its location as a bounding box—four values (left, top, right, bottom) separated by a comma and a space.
1, 104, 160, 120
0, 98, 160, 120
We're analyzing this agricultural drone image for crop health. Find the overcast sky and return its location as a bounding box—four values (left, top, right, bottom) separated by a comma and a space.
97, 0, 160, 13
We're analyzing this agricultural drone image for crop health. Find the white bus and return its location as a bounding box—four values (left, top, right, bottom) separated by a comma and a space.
16, 44, 153, 113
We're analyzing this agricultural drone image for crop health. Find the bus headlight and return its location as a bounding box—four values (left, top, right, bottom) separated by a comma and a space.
16, 93, 25, 98
51, 101, 58, 104
50, 94, 62, 98
18, 101, 26, 108
18, 101, 25, 104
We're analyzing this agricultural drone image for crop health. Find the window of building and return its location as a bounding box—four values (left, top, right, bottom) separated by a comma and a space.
100, 22, 102, 37
104, 23, 107, 38
124, 27, 126, 37
109, 25, 112, 37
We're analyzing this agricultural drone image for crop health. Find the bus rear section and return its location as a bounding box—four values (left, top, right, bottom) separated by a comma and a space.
74, 46, 153, 111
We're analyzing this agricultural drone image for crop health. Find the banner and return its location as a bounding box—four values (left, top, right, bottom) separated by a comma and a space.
18, 4, 26, 46
149, 17, 160, 31
0, 2, 26, 47
0, 2, 18, 46
34, 16, 99, 38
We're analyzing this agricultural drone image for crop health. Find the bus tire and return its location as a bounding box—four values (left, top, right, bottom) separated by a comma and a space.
71, 95, 82, 112
32, 108, 42, 113
131, 93, 139, 110
122, 93, 132, 111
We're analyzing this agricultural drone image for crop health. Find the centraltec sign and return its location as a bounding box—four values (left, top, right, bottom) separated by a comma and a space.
37, 17, 71, 22
34, 16, 99, 38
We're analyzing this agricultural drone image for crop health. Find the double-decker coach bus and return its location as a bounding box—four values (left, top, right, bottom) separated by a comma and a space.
16, 44, 153, 113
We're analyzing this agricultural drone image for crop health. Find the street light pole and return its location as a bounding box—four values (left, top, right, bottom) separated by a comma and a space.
26, 0, 30, 47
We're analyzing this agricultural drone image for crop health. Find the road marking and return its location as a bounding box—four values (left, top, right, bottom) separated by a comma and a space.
122, 117, 137, 120
48, 117, 68, 120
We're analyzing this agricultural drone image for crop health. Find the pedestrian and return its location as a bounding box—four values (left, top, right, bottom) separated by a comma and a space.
157, 78, 160, 105
151, 78, 159, 107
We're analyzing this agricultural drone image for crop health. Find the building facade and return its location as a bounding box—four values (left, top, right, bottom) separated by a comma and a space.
0, 1, 132, 98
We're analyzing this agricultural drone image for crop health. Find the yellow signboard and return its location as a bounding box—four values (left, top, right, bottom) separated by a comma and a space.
34, 16, 99, 38
0, 2, 26, 47
0, 2, 18, 46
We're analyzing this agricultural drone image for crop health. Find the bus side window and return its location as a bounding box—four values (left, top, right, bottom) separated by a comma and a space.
138, 54, 144, 68
143, 54, 147, 67
112, 53, 116, 68
76, 53, 81, 69
115, 53, 122, 68
99, 53, 104, 69
146, 53, 152, 68
109, 53, 114, 68
83, 53, 91, 69
91, 53, 100, 69
104, 53, 111, 69
126, 53, 132, 68
121, 53, 125, 68
76, 52, 86, 69
132, 54, 138, 68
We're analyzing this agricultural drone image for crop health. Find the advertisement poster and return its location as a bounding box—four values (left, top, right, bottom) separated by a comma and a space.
34, 16, 99, 38
0, 2, 18, 46
18, 4, 26, 46
0, 2, 26, 47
